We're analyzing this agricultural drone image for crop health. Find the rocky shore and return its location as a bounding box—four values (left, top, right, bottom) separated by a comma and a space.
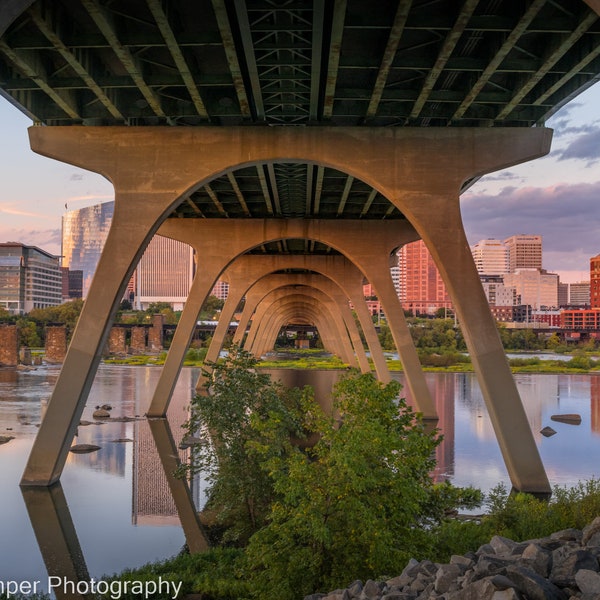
305, 517, 600, 600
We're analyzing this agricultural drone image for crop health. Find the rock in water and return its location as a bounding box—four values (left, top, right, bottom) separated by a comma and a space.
0, 435, 14, 445
93, 408, 111, 419
69, 444, 101, 454
550, 414, 582, 425
540, 426, 557, 437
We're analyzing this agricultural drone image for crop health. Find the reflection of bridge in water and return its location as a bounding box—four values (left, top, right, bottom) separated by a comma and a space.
3, 1, 600, 494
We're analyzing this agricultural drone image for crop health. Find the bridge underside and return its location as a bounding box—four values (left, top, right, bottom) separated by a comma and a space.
4, 0, 600, 495
20, 124, 554, 494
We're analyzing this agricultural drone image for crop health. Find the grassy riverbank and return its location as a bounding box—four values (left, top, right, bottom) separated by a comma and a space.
102, 348, 600, 374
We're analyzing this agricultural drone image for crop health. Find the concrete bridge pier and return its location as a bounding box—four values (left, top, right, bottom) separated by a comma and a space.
203, 271, 371, 374
21, 125, 550, 494
245, 289, 356, 363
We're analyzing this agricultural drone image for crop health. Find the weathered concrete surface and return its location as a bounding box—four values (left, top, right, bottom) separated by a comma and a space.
23, 126, 551, 492
0, 324, 19, 366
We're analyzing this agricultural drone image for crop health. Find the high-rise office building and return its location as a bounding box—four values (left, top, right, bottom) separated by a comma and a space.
504, 235, 542, 273
134, 235, 194, 311
62, 202, 114, 297
479, 275, 516, 307
558, 282, 569, 307
502, 269, 558, 310
0, 243, 62, 314
591, 254, 600, 310
397, 240, 451, 315
470, 239, 508, 276
569, 282, 591, 307
210, 280, 230, 301
390, 265, 401, 296
61, 267, 83, 301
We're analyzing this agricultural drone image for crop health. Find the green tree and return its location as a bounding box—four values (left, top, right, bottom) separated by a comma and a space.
377, 322, 396, 351
182, 347, 306, 545
200, 295, 225, 320
546, 332, 561, 350
15, 318, 42, 347
244, 373, 471, 599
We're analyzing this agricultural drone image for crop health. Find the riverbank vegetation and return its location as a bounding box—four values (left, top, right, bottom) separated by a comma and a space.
158, 349, 480, 599
4, 299, 600, 373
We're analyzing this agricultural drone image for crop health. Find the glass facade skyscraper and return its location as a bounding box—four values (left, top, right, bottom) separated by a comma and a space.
62, 202, 114, 298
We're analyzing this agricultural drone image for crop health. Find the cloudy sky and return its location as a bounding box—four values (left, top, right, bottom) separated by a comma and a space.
0, 83, 599, 282
461, 83, 600, 282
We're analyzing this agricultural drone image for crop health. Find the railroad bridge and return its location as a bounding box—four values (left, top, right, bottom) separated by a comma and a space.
2, 0, 599, 492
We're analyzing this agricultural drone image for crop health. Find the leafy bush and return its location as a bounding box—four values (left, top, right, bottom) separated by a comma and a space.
180, 346, 307, 545
101, 548, 249, 600
243, 373, 477, 599
183, 347, 207, 364
479, 479, 600, 542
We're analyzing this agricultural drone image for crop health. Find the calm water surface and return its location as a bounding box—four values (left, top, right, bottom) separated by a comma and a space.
1, 364, 599, 591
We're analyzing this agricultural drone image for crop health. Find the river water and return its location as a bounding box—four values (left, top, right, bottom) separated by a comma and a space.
1, 364, 599, 592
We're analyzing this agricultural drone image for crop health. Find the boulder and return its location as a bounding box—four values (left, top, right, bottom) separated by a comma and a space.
575, 569, 600, 596
69, 444, 101, 453
550, 414, 582, 425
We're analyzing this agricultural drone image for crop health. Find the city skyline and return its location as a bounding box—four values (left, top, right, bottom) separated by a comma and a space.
1, 83, 599, 283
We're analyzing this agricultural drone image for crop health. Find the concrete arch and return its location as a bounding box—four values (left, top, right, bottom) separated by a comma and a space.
24, 126, 550, 492
221, 273, 370, 368
148, 220, 431, 420
243, 288, 357, 363
248, 295, 348, 361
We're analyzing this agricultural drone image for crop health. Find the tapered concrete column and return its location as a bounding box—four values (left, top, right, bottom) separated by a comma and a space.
22, 198, 176, 485
399, 197, 550, 493
375, 138, 551, 494
22, 128, 199, 485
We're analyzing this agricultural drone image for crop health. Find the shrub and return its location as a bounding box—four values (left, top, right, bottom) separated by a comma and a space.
180, 346, 307, 545
244, 373, 477, 599
479, 479, 600, 542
